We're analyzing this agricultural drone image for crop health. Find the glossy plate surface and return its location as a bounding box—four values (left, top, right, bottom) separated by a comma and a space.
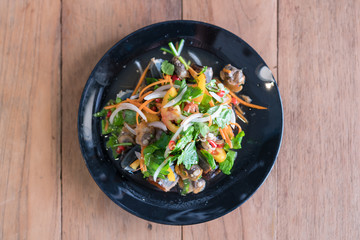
78, 20, 283, 225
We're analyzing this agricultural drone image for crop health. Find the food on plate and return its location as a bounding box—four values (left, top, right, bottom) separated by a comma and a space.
94, 39, 267, 195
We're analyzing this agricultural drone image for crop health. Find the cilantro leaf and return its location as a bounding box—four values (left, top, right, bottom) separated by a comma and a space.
161, 60, 175, 75
219, 150, 237, 175
177, 141, 198, 169
193, 122, 209, 137
207, 106, 232, 129
176, 87, 203, 105
172, 126, 195, 152
215, 108, 232, 128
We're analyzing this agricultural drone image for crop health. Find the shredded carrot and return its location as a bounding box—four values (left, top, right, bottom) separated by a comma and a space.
225, 125, 234, 139
104, 120, 109, 131
136, 113, 140, 125
138, 79, 171, 97
188, 67, 198, 79
139, 99, 158, 113
140, 148, 147, 172
222, 68, 232, 74
164, 75, 172, 86
136, 98, 159, 125
132, 60, 152, 96
235, 109, 248, 124
219, 128, 232, 148
220, 94, 232, 105
127, 99, 140, 106
103, 99, 130, 110
235, 104, 245, 115
230, 122, 242, 132
229, 91, 267, 109
203, 113, 212, 127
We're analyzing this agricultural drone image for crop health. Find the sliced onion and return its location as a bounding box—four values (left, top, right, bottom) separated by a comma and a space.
188, 51, 202, 65
130, 94, 139, 99
209, 91, 223, 103
135, 151, 141, 159
144, 91, 167, 100
124, 123, 136, 135
192, 116, 211, 123
230, 109, 236, 128
109, 103, 147, 124
153, 159, 169, 182
148, 121, 167, 131
153, 84, 180, 93
163, 86, 187, 108
211, 105, 225, 119
179, 114, 187, 120
180, 113, 203, 127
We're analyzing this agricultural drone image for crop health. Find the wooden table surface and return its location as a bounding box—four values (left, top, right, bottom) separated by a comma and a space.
1, 0, 359, 239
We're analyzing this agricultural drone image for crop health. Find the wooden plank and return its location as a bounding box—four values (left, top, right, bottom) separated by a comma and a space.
277, 0, 360, 239
183, 1, 278, 239
61, 0, 182, 239
0, 0, 61, 239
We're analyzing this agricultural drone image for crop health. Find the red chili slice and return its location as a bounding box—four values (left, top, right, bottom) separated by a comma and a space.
208, 140, 217, 148
168, 140, 176, 150
217, 90, 225, 97
231, 97, 238, 105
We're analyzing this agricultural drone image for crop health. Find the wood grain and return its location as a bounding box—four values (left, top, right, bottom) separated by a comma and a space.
277, 0, 360, 239
61, 0, 182, 239
183, 0, 278, 239
0, 0, 61, 239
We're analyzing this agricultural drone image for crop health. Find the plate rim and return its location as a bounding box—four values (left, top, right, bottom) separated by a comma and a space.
77, 19, 284, 225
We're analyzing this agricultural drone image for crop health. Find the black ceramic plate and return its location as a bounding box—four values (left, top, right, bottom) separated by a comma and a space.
78, 20, 283, 225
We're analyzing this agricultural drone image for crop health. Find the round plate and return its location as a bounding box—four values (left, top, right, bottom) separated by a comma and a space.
78, 20, 283, 225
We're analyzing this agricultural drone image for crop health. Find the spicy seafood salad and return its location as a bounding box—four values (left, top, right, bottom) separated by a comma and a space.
94, 40, 266, 195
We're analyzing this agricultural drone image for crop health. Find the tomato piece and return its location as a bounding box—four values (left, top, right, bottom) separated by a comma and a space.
116, 146, 125, 154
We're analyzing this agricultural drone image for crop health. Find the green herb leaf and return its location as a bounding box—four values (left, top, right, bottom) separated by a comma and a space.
219, 150, 237, 175
106, 135, 119, 157
207, 107, 232, 129
199, 66, 208, 74
177, 141, 198, 169
193, 122, 209, 137
172, 126, 195, 152
123, 110, 137, 125
146, 77, 158, 85
161, 60, 175, 75
206, 79, 219, 92
179, 87, 203, 104
232, 131, 245, 149
199, 93, 212, 113
200, 149, 216, 169
112, 112, 124, 127
93, 108, 108, 117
